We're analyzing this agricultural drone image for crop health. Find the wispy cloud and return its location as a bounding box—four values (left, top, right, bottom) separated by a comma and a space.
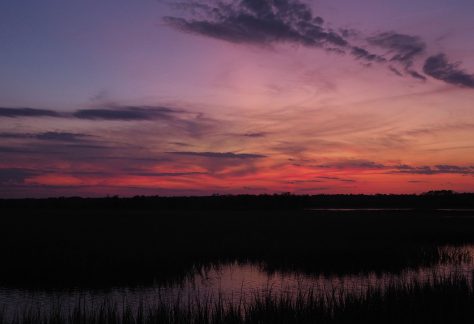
168, 151, 266, 159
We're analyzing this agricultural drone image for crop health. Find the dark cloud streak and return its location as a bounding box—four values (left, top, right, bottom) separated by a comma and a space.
317, 159, 386, 170
35, 132, 91, 142
238, 132, 268, 137
393, 164, 474, 175
0, 132, 92, 142
0, 105, 215, 137
351, 46, 385, 63
0, 107, 60, 118
0, 168, 37, 185
423, 54, 474, 88
165, 1, 474, 89
163, 0, 421, 70
315, 160, 474, 175
73, 106, 183, 121
368, 32, 426, 78
163, 0, 389, 61
368, 32, 425, 67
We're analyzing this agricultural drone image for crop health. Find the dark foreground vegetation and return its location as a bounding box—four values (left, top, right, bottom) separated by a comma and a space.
2, 275, 474, 324
1, 194, 474, 287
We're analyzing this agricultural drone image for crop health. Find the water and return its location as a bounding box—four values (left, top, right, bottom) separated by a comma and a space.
1, 245, 473, 319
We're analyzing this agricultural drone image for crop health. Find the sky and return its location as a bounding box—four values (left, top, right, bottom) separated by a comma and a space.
1, 0, 474, 197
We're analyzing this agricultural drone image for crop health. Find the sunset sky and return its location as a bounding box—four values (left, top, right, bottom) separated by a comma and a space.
1, 0, 474, 197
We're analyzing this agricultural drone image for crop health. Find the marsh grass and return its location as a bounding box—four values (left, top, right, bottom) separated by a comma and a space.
2, 274, 474, 324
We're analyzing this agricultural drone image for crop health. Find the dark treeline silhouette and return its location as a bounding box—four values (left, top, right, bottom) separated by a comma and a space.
1, 191, 474, 210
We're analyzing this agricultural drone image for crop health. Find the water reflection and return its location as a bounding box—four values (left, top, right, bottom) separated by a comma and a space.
1, 245, 473, 318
